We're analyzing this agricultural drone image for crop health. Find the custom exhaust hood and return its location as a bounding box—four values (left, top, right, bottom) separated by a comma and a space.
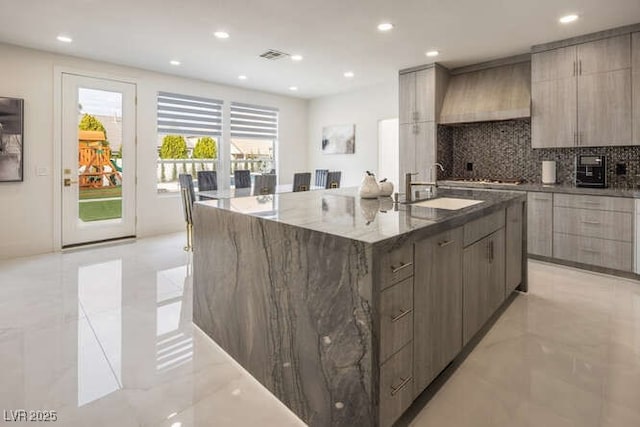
439, 56, 531, 124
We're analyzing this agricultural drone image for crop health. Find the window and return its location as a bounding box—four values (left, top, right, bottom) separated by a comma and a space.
230, 102, 278, 186
156, 92, 222, 192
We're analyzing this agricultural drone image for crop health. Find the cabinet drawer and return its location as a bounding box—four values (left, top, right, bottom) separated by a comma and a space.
554, 206, 633, 242
380, 277, 414, 363
463, 209, 505, 246
553, 233, 633, 271
554, 193, 633, 212
380, 244, 414, 290
379, 343, 414, 427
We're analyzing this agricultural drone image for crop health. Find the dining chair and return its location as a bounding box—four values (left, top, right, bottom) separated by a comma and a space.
326, 171, 341, 189
197, 170, 217, 200
293, 172, 311, 192
234, 170, 252, 189
254, 174, 277, 195
315, 169, 329, 187
178, 174, 195, 252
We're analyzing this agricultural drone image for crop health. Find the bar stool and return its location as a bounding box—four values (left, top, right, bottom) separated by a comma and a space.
326, 171, 341, 189
178, 174, 195, 252
293, 172, 311, 192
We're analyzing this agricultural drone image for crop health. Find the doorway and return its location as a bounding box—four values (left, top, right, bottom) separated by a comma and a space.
378, 118, 399, 186
61, 73, 136, 247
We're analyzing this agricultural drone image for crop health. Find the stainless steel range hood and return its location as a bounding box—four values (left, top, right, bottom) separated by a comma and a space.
439, 56, 531, 124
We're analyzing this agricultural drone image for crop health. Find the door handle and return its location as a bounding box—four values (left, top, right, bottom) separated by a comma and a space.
390, 262, 413, 274
390, 376, 412, 396
391, 308, 413, 323
64, 178, 78, 187
438, 240, 454, 247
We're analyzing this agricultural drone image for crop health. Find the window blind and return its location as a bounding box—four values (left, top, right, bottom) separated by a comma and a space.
230, 102, 278, 139
157, 92, 222, 137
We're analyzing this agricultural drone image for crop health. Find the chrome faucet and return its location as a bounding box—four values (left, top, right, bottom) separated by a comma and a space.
404, 163, 445, 202
428, 163, 445, 197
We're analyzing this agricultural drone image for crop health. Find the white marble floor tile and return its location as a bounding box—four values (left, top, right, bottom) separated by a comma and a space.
2, 239, 640, 427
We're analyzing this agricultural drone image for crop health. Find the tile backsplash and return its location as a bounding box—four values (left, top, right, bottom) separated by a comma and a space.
438, 119, 640, 187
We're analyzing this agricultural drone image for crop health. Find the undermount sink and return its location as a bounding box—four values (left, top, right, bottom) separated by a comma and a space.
412, 197, 483, 210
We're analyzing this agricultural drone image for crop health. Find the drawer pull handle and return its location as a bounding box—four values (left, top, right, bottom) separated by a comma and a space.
438, 240, 454, 247
391, 262, 412, 273
584, 201, 600, 205
580, 247, 600, 253
391, 308, 413, 323
390, 376, 412, 396
532, 197, 549, 201
581, 220, 601, 225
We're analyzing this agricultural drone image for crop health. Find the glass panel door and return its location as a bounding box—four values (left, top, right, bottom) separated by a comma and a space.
62, 74, 136, 246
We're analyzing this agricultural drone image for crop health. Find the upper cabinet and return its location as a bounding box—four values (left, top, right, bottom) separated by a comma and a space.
532, 34, 633, 148
633, 32, 640, 146
399, 67, 435, 124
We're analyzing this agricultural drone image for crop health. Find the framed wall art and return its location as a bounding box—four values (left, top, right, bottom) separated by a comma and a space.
322, 124, 355, 154
0, 97, 24, 182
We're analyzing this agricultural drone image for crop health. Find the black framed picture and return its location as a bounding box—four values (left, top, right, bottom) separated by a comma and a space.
0, 97, 24, 182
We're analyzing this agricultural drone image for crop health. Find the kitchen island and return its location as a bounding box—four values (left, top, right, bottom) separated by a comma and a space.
192, 187, 527, 427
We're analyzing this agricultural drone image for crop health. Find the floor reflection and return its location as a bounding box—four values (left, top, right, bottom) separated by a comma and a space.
78, 259, 122, 406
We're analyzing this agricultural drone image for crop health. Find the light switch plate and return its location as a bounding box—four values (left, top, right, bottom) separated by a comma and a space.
36, 167, 50, 176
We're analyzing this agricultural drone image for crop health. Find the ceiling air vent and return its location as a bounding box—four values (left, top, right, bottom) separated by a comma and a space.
259, 49, 289, 60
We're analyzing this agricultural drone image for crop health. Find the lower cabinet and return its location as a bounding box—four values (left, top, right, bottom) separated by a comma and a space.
527, 192, 553, 257
506, 202, 524, 295
413, 227, 463, 394
463, 228, 506, 345
379, 343, 414, 427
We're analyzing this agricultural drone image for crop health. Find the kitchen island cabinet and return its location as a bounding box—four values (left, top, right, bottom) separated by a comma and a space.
193, 187, 526, 426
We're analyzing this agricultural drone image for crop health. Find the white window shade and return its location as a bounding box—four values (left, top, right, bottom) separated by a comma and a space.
230, 102, 278, 139
157, 92, 222, 136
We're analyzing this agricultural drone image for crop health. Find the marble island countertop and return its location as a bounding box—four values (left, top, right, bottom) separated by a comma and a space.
195, 186, 525, 246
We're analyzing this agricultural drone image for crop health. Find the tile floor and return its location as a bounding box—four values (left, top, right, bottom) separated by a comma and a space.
0, 233, 639, 426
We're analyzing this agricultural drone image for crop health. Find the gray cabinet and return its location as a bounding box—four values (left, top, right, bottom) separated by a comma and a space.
399, 68, 435, 124
463, 227, 506, 345
378, 244, 415, 427
399, 73, 416, 125
532, 34, 632, 148
399, 66, 440, 180
531, 77, 577, 148
399, 122, 436, 182
527, 192, 553, 256
633, 33, 640, 146
413, 227, 463, 395
506, 203, 524, 295
553, 193, 634, 272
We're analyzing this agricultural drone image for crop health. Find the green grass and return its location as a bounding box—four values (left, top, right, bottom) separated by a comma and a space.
79, 199, 122, 222
79, 186, 122, 200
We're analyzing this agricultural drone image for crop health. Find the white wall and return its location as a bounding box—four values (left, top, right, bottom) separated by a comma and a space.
0, 42, 308, 260
307, 82, 397, 187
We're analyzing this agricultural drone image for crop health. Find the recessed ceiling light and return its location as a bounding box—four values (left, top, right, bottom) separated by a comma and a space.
170, 423, 182, 427
170, 60, 181, 66
289, 86, 298, 91
57, 35, 72, 43
344, 71, 354, 78
291, 54, 303, 61
238, 75, 247, 80
377, 23, 394, 32
214, 31, 230, 39
426, 50, 439, 57
559, 14, 579, 24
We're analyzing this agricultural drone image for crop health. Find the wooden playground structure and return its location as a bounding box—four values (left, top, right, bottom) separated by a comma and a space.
78, 130, 122, 189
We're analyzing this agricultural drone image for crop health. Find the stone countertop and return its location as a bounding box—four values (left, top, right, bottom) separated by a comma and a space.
439, 180, 640, 199
195, 186, 525, 246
